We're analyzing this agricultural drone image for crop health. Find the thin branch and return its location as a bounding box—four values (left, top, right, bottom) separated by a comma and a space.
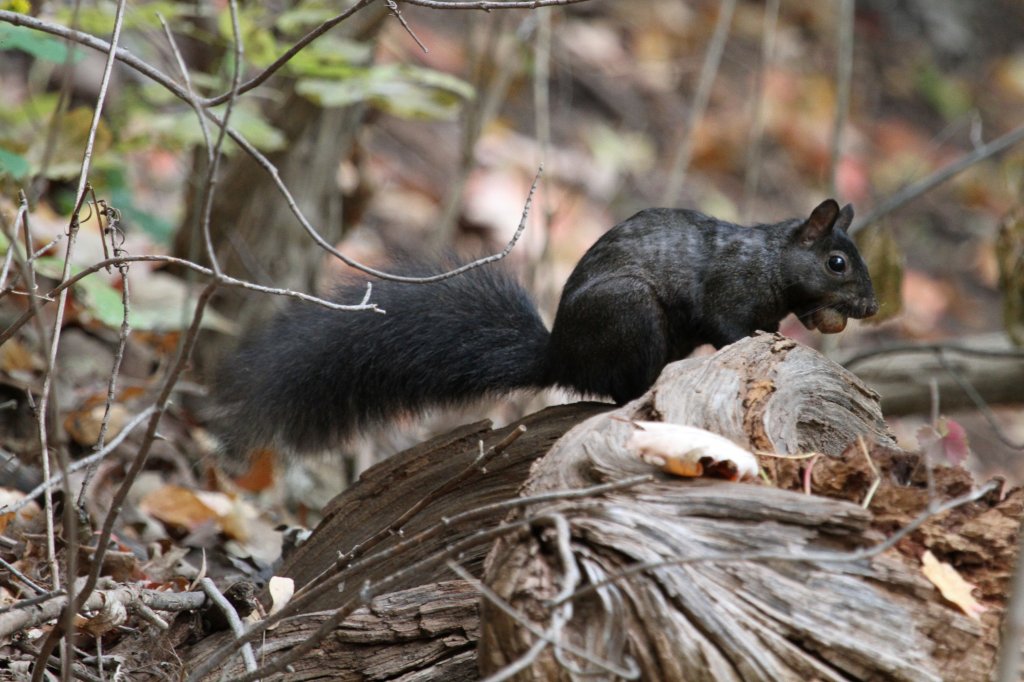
198, 0, 245, 275
740, 0, 779, 219
402, 0, 593, 8
200, 0, 593, 106
448, 524, 639, 680
385, 0, 429, 53
0, 556, 47, 596
205, 0, 374, 106
852, 119, 1024, 233
211, 520, 536, 682
842, 341, 1024, 368
295, 425, 529, 601
828, 0, 855, 197
67, 279, 219, 674
157, 13, 213, 160
34, 5, 128, 673
81, 202, 131, 508
0, 582, 206, 639
199, 578, 256, 673
0, 10, 539, 284
661, 0, 736, 206
936, 352, 1024, 449
1, 406, 158, 516
33, 183, 84, 682
0, 254, 381, 346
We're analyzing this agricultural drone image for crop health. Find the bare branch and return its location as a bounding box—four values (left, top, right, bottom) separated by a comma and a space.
853, 119, 1024, 233
1, 406, 158, 516
661, 0, 736, 205
199, 578, 256, 673
0, 9, 540, 284
0, 254, 382, 346
828, 0, 855, 197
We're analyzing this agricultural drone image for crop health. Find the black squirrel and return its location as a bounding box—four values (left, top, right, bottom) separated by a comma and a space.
210, 199, 878, 456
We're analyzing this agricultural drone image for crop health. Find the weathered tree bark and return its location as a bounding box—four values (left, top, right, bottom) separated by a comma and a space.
174, 334, 1016, 680
279, 401, 612, 606
478, 334, 1013, 680
185, 581, 482, 681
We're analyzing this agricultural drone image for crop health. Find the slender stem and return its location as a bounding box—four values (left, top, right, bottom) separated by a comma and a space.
853, 120, 1024, 233
740, 0, 779, 220
661, 0, 736, 206
828, 0, 855, 197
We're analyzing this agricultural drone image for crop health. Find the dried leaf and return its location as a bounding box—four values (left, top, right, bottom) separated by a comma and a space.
268, 576, 294, 617
856, 223, 903, 323
629, 422, 758, 481
139, 485, 222, 532
920, 550, 987, 620
75, 593, 127, 636
64, 403, 129, 446
0, 338, 42, 373
996, 208, 1024, 346
233, 449, 278, 493
0, 489, 38, 535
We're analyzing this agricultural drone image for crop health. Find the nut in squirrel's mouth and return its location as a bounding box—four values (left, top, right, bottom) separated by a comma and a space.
801, 307, 848, 334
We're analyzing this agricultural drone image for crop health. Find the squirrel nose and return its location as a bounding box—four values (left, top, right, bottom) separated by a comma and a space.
864, 297, 879, 317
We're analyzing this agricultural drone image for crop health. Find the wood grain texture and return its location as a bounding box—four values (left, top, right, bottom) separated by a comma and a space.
480, 333, 1003, 681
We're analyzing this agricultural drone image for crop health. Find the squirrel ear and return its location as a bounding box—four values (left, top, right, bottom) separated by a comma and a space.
835, 203, 855, 232
797, 199, 841, 244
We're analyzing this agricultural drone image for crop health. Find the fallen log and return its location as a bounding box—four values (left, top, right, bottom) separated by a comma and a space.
173, 333, 1016, 681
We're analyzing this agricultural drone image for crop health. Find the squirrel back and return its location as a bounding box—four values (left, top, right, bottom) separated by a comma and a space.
211, 199, 877, 457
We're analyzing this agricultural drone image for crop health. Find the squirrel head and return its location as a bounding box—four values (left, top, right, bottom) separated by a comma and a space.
781, 199, 879, 333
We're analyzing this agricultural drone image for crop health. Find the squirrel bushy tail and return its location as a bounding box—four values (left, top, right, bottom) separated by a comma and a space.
210, 262, 549, 456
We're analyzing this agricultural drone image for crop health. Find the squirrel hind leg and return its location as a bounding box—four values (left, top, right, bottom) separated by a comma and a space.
546, 277, 668, 404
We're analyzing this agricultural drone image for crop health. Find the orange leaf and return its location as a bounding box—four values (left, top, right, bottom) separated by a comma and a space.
139, 485, 221, 532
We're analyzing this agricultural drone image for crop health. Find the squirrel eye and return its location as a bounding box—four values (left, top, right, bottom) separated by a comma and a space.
827, 254, 847, 274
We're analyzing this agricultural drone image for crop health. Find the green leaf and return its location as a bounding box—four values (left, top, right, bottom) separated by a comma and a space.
915, 63, 972, 121
296, 64, 474, 120
74, 271, 235, 333
217, 6, 281, 68
126, 102, 285, 154
0, 23, 84, 64
75, 275, 127, 329
285, 35, 373, 78
54, 2, 190, 35
0, 147, 30, 180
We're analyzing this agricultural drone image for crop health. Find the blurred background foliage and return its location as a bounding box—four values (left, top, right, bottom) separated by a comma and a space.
1, 0, 1023, 491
